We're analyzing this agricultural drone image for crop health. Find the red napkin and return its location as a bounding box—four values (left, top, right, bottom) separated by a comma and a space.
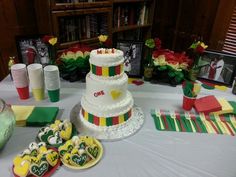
194, 95, 222, 114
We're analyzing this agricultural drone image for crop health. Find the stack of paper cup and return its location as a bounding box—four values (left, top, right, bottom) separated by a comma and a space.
27, 64, 45, 101
11, 64, 29, 100
44, 65, 60, 102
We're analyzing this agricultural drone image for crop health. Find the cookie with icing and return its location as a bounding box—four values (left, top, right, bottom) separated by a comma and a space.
12, 142, 60, 177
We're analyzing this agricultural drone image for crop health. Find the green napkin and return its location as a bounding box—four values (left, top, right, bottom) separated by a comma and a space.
26, 107, 59, 126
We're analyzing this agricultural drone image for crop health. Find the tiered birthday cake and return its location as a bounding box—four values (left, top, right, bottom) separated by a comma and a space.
72, 48, 144, 140
81, 48, 133, 127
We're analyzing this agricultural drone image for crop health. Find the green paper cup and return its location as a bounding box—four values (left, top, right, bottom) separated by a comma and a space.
48, 89, 60, 102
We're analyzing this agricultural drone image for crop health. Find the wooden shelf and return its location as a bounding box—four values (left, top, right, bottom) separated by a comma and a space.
52, 7, 111, 15
113, 0, 151, 4
59, 37, 99, 49
35, 0, 155, 48
51, 1, 112, 10
112, 24, 151, 33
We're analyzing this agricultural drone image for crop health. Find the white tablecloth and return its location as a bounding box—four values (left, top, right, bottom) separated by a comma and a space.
0, 75, 236, 177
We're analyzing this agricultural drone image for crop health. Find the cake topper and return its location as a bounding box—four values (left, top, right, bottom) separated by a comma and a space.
96, 48, 115, 54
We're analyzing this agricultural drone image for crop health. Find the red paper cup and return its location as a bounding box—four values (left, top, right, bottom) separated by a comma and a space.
182, 95, 196, 111
16, 86, 29, 100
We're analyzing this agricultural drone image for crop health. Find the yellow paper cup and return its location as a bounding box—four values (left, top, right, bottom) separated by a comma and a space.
32, 88, 45, 101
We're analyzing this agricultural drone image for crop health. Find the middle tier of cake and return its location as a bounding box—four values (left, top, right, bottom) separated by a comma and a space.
81, 89, 133, 118
85, 72, 129, 106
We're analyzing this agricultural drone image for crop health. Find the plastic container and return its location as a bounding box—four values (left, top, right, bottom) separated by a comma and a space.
0, 99, 15, 149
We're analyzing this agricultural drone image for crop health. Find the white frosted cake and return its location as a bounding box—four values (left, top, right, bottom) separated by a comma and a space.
80, 48, 134, 127
71, 48, 144, 140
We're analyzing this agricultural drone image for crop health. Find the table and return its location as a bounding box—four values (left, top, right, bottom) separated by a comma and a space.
0, 75, 236, 177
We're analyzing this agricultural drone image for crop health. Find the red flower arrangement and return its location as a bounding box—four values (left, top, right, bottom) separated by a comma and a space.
187, 41, 208, 81
42, 35, 58, 65
56, 44, 92, 82
151, 39, 192, 84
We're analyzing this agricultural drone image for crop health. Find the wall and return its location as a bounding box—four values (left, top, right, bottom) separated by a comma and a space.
0, 0, 37, 80
210, 0, 236, 50
152, 0, 219, 51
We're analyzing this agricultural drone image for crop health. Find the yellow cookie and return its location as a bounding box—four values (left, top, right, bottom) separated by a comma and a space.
62, 152, 71, 164
13, 155, 24, 166
38, 146, 48, 154
31, 156, 41, 164
46, 150, 59, 167
22, 155, 32, 163
80, 136, 95, 146
13, 160, 30, 177
60, 126, 72, 140
71, 148, 79, 155
54, 120, 62, 126
50, 124, 59, 132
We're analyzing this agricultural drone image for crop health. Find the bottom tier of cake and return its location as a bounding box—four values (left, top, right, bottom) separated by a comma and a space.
81, 107, 132, 127
70, 103, 144, 140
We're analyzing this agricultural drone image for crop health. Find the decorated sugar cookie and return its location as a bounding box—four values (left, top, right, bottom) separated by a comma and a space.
37, 119, 77, 147
30, 162, 48, 177
12, 142, 60, 177
59, 136, 103, 170
13, 160, 31, 177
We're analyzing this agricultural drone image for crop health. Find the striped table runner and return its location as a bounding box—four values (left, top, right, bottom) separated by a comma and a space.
151, 109, 236, 136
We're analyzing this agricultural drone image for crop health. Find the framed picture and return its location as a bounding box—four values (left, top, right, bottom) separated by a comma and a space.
116, 41, 144, 77
197, 50, 236, 86
16, 35, 50, 65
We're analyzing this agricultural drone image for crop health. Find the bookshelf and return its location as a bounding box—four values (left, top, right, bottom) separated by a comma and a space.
112, 0, 155, 43
34, 0, 155, 49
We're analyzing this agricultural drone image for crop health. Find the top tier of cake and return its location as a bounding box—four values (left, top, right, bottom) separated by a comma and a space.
89, 48, 124, 78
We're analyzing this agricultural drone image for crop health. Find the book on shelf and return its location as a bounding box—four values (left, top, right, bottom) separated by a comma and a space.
113, 3, 149, 28
138, 3, 146, 25
58, 14, 108, 44
86, 15, 91, 38
117, 6, 120, 27
128, 7, 135, 25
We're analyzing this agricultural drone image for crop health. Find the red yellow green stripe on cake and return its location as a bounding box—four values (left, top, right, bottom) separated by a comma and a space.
91, 63, 123, 77
11, 105, 59, 127
82, 108, 132, 126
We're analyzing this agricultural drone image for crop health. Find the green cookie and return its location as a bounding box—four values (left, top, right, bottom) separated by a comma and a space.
87, 146, 99, 159
39, 129, 54, 144
30, 162, 49, 177
71, 153, 88, 166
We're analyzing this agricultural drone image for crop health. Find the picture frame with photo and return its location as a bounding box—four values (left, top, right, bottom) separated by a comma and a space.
116, 41, 144, 77
16, 35, 50, 65
197, 50, 236, 86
